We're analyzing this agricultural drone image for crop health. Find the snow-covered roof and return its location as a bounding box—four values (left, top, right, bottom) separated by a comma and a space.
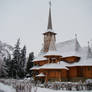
61, 51, 81, 57
30, 66, 40, 70
40, 63, 68, 70
36, 73, 45, 77
59, 61, 70, 66
44, 50, 62, 57
68, 58, 92, 67
43, 38, 82, 57
33, 56, 47, 62
58, 50, 92, 67
59, 58, 92, 67
35, 38, 92, 67
56, 38, 81, 57
56, 39, 78, 51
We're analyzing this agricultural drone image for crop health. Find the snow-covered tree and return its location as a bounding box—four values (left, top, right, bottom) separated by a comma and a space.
18, 45, 26, 78
11, 38, 21, 78
0, 56, 8, 78
26, 52, 34, 77
4, 55, 12, 78
20, 45, 26, 68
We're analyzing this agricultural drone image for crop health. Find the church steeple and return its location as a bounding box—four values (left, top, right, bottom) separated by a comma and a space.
47, 1, 52, 30
43, 1, 56, 52
75, 34, 80, 51
87, 41, 92, 58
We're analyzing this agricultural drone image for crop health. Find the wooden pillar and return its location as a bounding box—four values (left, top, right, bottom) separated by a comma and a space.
48, 58, 50, 63
59, 70, 61, 81
45, 72, 48, 83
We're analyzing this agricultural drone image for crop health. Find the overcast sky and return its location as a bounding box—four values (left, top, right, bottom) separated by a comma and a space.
0, 0, 92, 56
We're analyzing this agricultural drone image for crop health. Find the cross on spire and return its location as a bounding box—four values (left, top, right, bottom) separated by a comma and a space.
75, 34, 77, 39
88, 41, 89, 46
49, 1, 51, 8
87, 41, 92, 58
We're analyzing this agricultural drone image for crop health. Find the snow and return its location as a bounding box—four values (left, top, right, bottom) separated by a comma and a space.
0, 83, 16, 92
36, 73, 45, 77
34, 37, 92, 70
61, 51, 81, 57
30, 66, 40, 70
33, 56, 47, 62
44, 50, 62, 57
32, 87, 90, 92
59, 57, 92, 68
85, 79, 92, 83
31, 63, 68, 70
68, 58, 92, 67
56, 39, 80, 53
0, 79, 92, 92
0, 40, 13, 61
55, 38, 82, 57
40, 63, 68, 70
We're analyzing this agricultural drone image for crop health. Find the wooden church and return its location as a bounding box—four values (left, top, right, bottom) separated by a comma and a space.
31, 2, 92, 83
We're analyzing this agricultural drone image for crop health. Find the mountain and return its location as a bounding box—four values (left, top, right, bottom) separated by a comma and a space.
0, 41, 13, 60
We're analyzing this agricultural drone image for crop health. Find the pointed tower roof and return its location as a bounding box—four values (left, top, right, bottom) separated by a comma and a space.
87, 41, 92, 58
74, 34, 81, 51
43, 1, 56, 35
47, 1, 52, 30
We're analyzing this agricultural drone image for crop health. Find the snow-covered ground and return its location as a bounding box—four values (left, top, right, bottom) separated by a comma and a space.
0, 82, 91, 92
32, 87, 91, 92
0, 79, 92, 92
0, 83, 16, 92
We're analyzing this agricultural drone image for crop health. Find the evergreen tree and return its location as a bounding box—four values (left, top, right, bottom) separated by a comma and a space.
0, 58, 8, 78
26, 52, 34, 77
21, 45, 26, 68
18, 45, 26, 78
12, 38, 21, 78
4, 55, 12, 78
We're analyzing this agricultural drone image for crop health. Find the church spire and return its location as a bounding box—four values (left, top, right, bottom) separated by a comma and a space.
87, 41, 92, 58
43, 1, 56, 52
75, 34, 80, 51
47, 1, 52, 30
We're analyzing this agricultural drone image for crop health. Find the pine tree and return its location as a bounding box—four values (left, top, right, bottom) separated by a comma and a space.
0, 58, 8, 78
4, 55, 12, 78
21, 45, 26, 68
26, 52, 34, 77
18, 45, 26, 78
12, 38, 21, 78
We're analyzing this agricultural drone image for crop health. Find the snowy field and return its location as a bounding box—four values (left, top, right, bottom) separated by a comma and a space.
0, 84, 91, 92
0, 83, 16, 92
32, 87, 92, 92
0, 84, 92, 92
0, 79, 92, 92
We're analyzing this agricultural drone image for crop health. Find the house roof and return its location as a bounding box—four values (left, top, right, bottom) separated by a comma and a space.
30, 66, 40, 70
39, 63, 68, 70
36, 73, 45, 77
56, 38, 81, 56
34, 37, 92, 66
33, 56, 47, 62
44, 50, 62, 57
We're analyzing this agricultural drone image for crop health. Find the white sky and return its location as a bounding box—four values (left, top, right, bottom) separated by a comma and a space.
0, 0, 92, 56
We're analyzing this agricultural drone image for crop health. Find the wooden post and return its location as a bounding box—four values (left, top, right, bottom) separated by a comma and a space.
45, 72, 48, 83
59, 70, 61, 81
